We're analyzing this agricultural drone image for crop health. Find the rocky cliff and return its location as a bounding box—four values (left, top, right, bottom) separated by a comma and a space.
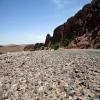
45, 34, 52, 48
45, 0, 100, 49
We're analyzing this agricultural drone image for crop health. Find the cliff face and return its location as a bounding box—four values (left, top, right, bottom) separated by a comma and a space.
45, 34, 52, 48
48, 0, 100, 49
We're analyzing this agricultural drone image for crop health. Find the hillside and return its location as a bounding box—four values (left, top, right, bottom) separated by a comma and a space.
45, 0, 100, 49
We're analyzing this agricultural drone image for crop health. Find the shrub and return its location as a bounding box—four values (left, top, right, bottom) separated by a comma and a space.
62, 33, 75, 47
51, 43, 59, 50
62, 38, 71, 47
24, 45, 34, 51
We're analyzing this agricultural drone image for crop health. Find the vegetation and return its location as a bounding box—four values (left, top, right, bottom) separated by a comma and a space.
51, 43, 59, 50
62, 32, 75, 47
50, 32, 75, 49
62, 38, 71, 47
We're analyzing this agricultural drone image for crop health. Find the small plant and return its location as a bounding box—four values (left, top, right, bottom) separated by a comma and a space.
62, 32, 75, 47
62, 38, 71, 47
51, 43, 59, 50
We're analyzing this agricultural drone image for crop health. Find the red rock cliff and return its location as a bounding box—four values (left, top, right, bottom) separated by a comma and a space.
48, 0, 100, 49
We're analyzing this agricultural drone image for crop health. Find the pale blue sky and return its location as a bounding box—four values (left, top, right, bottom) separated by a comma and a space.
0, 0, 91, 45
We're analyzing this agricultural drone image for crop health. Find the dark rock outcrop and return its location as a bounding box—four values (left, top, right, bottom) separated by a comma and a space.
45, 34, 52, 48
49, 0, 100, 49
24, 44, 35, 51
34, 43, 44, 50
24, 43, 45, 51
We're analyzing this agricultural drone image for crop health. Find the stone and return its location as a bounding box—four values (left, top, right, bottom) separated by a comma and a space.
45, 34, 52, 48
48, 0, 100, 49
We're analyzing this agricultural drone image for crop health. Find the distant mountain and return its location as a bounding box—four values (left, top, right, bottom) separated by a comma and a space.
45, 0, 100, 49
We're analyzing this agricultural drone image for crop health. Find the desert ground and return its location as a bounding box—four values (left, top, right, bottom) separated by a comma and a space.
0, 45, 25, 54
0, 49, 100, 100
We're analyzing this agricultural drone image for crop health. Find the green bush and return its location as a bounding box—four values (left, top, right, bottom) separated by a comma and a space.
50, 32, 75, 48
51, 43, 59, 50
62, 33, 75, 47
62, 38, 71, 47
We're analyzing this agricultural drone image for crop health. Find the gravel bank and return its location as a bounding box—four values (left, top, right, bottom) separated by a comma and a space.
0, 49, 100, 100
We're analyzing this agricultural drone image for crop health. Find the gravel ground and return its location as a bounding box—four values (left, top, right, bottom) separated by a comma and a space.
0, 49, 100, 100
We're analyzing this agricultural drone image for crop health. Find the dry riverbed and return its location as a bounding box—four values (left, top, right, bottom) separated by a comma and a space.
0, 49, 100, 100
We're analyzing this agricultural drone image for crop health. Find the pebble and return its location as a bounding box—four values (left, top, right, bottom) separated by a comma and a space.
0, 49, 100, 100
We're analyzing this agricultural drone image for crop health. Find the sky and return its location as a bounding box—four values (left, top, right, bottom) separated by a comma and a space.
0, 0, 92, 45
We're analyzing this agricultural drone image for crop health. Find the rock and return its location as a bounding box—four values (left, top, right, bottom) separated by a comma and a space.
49, 0, 100, 49
24, 43, 44, 51
24, 44, 34, 51
86, 95, 93, 100
75, 97, 82, 100
34, 43, 44, 51
0, 49, 100, 99
45, 34, 52, 48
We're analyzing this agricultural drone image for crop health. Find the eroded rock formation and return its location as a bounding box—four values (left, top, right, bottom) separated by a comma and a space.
47, 0, 100, 49
45, 34, 52, 48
